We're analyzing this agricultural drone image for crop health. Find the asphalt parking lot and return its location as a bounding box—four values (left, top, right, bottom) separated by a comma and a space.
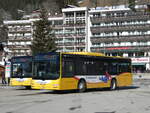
0, 75, 150, 113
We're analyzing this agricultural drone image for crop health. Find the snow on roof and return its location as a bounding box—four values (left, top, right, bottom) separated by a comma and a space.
3, 20, 31, 24
62, 7, 88, 12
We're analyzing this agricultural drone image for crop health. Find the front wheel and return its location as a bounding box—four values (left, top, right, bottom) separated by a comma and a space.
110, 79, 117, 90
78, 80, 86, 93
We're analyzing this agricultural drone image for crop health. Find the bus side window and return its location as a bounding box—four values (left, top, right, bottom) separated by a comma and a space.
128, 63, 132, 72
82, 61, 87, 75
119, 62, 131, 73
118, 63, 123, 73
126, 63, 131, 72
103, 62, 108, 74
109, 62, 118, 75
75, 59, 87, 75
98, 61, 104, 75
63, 61, 74, 77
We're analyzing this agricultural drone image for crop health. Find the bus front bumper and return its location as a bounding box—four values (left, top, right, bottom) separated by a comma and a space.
31, 80, 60, 90
10, 78, 32, 86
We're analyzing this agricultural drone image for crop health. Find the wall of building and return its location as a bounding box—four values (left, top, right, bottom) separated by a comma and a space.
3, 6, 150, 72
89, 5, 150, 72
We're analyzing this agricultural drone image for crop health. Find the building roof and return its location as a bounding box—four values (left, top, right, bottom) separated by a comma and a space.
62, 7, 88, 12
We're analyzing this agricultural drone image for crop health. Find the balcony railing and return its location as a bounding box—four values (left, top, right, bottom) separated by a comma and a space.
8, 51, 31, 56
91, 46, 150, 53
9, 27, 31, 33
56, 34, 85, 39
90, 12, 150, 23
7, 45, 30, 50
91, 24, 150, 33
8, 37, 32, 41
91, 34, 150, 43
63, 23, 85, 27
53, 25, 63, 29
76, 42, 85, 47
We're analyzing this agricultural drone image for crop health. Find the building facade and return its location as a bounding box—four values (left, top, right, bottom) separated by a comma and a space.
4, 20, 32, 57
60, 7, 89, 52
4, 7, 89, 57
89, 5, 150, 72
4, 6, 150, 72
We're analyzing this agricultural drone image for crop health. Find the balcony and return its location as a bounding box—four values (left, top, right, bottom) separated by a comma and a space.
57, 43, 64, 46
91, 46, 150, 53
7, 45, 30, 50
54, 25, 63, 29
9, 27, 31, 33
8, 37, 32, 41
56, 34, 85, 39
76, 42, 85, 47
56, 35, 64, 39
8, 51, 31, 56
63, 23, 85, 28
91, 34, 150, 43
90, 12, 150, 23
64, 42, 75, 46
91, 24, 150, 33
76, 36, 85, 39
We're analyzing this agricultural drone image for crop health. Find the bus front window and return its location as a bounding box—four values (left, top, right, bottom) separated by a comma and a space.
34, 60, 59, 80
12, 62, 32, 78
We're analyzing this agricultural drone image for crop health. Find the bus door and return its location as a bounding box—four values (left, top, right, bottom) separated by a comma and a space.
60, 56, 76, 90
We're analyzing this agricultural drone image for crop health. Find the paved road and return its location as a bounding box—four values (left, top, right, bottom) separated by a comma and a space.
0, 78, 150, 113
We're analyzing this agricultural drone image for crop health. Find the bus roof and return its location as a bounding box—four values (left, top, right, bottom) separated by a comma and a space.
61, 52, 130, 60
34, 52, 130, 61
62, 52, 105, 56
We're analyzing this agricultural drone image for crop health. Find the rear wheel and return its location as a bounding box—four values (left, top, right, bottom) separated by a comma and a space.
78, 80, 86, 93
110, 79, 117, 90
25, 86, 31, 90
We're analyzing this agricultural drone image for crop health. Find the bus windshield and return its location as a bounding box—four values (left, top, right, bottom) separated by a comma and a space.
12, 62, 32, 78
33, 55, 60, 80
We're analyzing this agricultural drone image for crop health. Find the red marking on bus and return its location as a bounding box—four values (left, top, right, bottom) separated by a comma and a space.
74, 76, 80, 80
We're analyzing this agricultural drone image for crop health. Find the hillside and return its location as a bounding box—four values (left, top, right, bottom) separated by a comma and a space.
79, 0, 150, 7
0, 0, 43, 20
0, 0, 78, 43
0, 0, 78, 20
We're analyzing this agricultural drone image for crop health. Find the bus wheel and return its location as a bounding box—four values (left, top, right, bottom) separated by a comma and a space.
110, 79, 117, 90
78, 80, 86, 93
25, 86, 31, 90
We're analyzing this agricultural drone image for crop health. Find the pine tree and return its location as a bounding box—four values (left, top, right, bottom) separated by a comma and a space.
128, 0, 136, 12
31, 7, 57, 55
0, 25, 8, 43
64, 0, 78, 6
56, 0, 78, 11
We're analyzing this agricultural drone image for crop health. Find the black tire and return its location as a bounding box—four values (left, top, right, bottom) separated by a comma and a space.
25, 86, 31, 90
78, 80, 86, 93
110, 79, 117, 90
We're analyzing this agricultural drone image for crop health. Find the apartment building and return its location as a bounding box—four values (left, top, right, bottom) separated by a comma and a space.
89, 5, 150, 72
4, 6, 150, 72
4, 7, 88, 57
4, 13, 63, 57
4, 20, 32, 57
61, 7, 89, 52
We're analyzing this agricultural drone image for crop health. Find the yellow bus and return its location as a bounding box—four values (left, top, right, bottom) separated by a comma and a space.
10, 56, 33, 89
31, 52, 132, 92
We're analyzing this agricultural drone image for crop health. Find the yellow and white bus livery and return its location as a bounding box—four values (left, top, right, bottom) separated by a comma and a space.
10, 56, 33, 89
31, 52, 132, 92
